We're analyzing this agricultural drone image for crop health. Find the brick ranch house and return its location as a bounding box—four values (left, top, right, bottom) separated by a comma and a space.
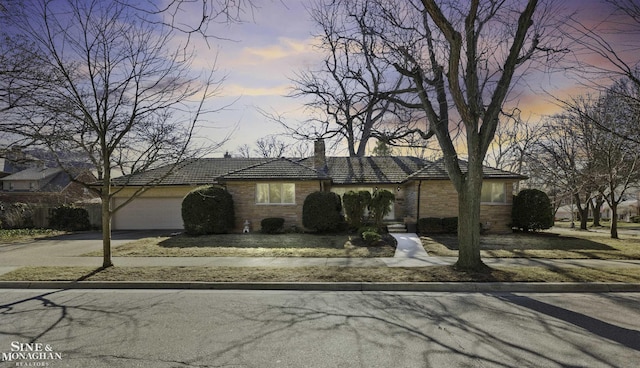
110, 140, 525, 233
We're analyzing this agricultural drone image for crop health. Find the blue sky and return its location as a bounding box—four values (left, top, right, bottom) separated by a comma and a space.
174, 0, 637, 157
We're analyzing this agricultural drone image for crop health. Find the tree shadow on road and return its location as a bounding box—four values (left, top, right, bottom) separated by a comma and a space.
498, 293, 640, 351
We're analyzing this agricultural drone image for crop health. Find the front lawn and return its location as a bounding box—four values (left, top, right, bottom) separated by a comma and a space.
421, 228, 640, 259
2, 265, 640, 283
0, 229, 66, 243
85, 232, 397, 258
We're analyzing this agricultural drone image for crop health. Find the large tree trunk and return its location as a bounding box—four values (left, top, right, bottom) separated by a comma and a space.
610, 204, 619, 239
592, 195, 604, 227
456, 186, 484, 271
574, 193, 588, 230
101, 163, 113, 268
101, 188, 113, 268
454, 159, 485, 271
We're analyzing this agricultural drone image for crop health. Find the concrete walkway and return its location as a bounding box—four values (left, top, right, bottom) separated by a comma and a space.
1, 231, 640, 291
2, 231, 640, 271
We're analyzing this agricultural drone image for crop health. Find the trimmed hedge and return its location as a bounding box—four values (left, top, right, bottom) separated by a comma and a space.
512, 189, 554, 232
418, 217, 444, 233
302, 191, 344, 232
48, 205, 91, 231
418, 217, 458, 234
182, 185, 234, 235
261, 217, 285, 234
442, 217, 458, 233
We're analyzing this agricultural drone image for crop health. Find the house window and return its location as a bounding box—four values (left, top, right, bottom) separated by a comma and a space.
481, 182, 506, 203
256, 183, 295, 204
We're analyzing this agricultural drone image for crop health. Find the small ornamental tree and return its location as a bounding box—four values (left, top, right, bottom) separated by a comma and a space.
182, 185, 234, 235
303, 191, 343, 232
512, 189, 554, 232
343, 190, 371, 229
369, 190, 395, 229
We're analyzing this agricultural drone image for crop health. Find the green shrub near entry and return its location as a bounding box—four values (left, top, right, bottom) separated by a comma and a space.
48, 205, 91, 231
182, 185, 234, 235
357, 226, 378, 237
631, 215, 640, 223
512, 189, 554, 232
362, 231, 381, 244
369, 190, 395, 228
261, 217, 285, 234
302, 191, 343, 232
418, 217, 444, 233
343, 190, 371, 229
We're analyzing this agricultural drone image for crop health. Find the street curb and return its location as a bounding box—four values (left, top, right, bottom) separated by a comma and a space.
1, 281, 640, 292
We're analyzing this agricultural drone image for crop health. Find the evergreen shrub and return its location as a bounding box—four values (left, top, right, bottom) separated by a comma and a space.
49, 205, 91, 231
442, 217, 458, 233
418, 217, 444, 234
362, 231, 381, 244
343, 190, 371, 229
512, 189, 554, 232
182, 185, 234, 235
261, 217, 285, 234
369, 190, 395, 228
302, 191, 343, 232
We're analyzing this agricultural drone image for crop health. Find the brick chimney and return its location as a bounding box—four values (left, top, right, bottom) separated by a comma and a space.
313, 139, 327, 173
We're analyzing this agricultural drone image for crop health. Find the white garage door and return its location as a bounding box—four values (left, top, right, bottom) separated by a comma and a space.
113, 197, 184, 230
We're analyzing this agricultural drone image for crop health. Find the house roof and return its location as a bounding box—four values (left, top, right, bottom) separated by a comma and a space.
110, 156, 525, 186
0, 167, 63, 181
111, 158, 270, 186
299, 156, 426, 184
409, 159, 527, 180
220, 157, 329, 181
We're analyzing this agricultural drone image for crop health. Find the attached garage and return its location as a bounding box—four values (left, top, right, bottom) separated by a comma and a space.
112, 196, 185, 230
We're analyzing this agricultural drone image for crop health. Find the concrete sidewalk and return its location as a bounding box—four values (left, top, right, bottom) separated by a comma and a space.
1, 231, 640, 291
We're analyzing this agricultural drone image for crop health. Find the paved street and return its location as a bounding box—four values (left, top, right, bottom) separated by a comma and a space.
1, 289, 639, 367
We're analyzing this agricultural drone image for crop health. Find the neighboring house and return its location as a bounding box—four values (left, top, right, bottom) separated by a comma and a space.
0, 166, 97, 204
601, 199, 640, 222
110, 140, 525, 233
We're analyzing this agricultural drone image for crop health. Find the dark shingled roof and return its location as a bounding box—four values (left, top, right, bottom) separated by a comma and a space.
111, 158, 270, 186
110, 156, 525, 186
220, 157, 329, 180
300, 156, 426, 184
409, 159, 527, 180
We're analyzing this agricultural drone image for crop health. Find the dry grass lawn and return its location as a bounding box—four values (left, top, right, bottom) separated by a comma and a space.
84, 233, 397, 258
422, 229, 640, 260
2, 265, 640, 283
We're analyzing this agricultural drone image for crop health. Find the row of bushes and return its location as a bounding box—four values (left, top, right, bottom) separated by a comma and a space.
418, 217, 459, 234
179, 186, 564, 236
0, 203, 92, 231
180, 186, 398, 235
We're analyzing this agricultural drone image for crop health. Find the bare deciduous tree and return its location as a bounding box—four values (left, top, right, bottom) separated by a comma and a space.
279, 0, 428, 157
529, 113, 594, 230
485, 115, 542, 192
357, 0, 563, 270
0, 0, 232, 267
578, 83, 640, 238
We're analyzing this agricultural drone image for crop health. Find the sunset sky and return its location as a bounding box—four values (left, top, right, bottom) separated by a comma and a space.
174, 0, 638, 157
